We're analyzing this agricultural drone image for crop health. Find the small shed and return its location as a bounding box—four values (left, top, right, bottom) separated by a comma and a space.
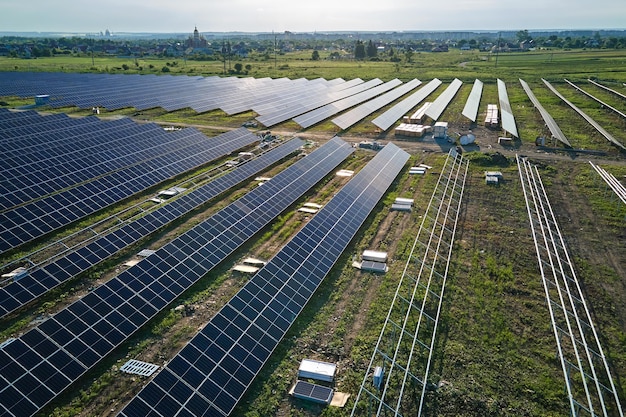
409, 167, 426, 175
361, 261, 388, 273
362, 250, 388, 263
373, 366, 384, 389
35, 95, 50, 106
394, 197, 414, 206
391, 203, 412, 212
433, 121, 449, 139
298, 359, 337, 382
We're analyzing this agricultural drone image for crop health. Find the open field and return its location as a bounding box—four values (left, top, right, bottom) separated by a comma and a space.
2, 48, 626, 83
0, 47, 625, 416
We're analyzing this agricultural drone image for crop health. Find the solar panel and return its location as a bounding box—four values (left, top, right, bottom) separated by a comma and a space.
1, 120, 169, 209
118, 142, 408, 417
0, 137, 353, 417
371, 78, 442, 131
294, 79, 402, 128
424, 78, 463, 121
461, 79, 483, 122
497, 79, 519, 138
0, 127, 258, 254
0, 138, 305, 317
292, 380, 334, 404
256, 78, 380, 128
331, 79, 422, 130
519, 79, 570, 147
361, 260, 388, 272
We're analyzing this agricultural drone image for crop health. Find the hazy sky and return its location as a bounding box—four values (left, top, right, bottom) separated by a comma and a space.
2, 0, 625, 33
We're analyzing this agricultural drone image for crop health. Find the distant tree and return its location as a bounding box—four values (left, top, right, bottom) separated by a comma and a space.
234, 62, 243, 73
245, 64, 252, 71
516, 29, 530, 43
388, 47, 394, 58
122, 64, 129, 70
161, 66, 170, 72
311, 50, 320, 60
404, 48, 414, 63
354, 40, 366, 60
366, 40, 377, 58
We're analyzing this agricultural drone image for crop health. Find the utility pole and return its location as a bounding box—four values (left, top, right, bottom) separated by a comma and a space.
274, 31, 277, 70
495, 32, 501, 68
222, 41, 226, 74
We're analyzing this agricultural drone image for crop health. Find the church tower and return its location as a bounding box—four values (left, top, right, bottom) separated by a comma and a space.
193, 26, 200, 47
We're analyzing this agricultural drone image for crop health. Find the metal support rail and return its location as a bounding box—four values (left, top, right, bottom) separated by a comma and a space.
589, 161, 626, 206
564, 79, 626, 120
351, 149, 469, 417
517, 156, 624, 417
555, 79, 626, 151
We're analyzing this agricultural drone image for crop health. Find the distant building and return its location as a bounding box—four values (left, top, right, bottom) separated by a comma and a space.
186, 26, 209, 50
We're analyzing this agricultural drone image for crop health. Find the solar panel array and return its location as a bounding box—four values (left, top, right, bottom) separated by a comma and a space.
0, 114, 258, 254
497, 79, 519, 138
0, 138, 305, 318
255, 78, 379, 128
118, 143, 409, 417
424, 78, 463, 121
0, 137, 354, 417
461, 79, 483, 122
371, 79, 442, 131
331, 79, 422, 130
0, 72, 367, 119
2, 117, 169, 209
519, 78, 570, 147
293, 79, 402, 128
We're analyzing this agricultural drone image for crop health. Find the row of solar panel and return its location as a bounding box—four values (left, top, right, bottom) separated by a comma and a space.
0, 113, 83, 142
0, 137, 354, 417
3, 73, 442, 134
2, 122, 179, 207
1, 74, 520, 144
119, 143, 409, 417
0, 73, 346, 115
332, 79, 423, 130
0, 128, 258, 254
0, 138, 305, 318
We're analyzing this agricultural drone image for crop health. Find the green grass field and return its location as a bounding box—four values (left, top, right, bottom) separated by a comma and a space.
2, 48, 625, 83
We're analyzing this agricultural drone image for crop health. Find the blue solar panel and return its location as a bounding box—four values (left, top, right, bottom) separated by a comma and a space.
0, 138, 305, 317
0, 137, 353, 417
119, 142, 409, 417
0, 127, 258, 254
